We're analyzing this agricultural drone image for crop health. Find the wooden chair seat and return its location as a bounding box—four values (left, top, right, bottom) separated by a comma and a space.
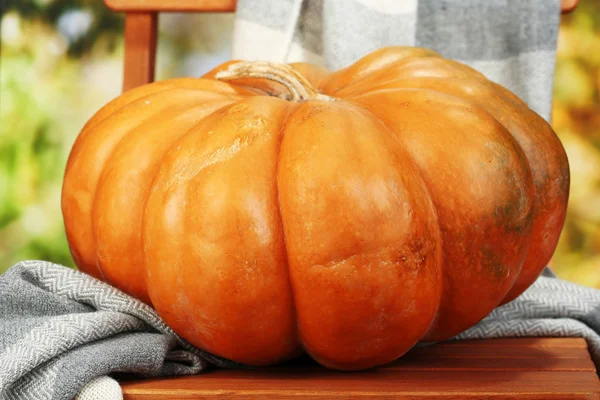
119, 338, 600, 399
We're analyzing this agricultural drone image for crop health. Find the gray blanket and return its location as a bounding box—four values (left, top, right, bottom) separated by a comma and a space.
2, 260, 600, 400
2, 0, 592, 399
0, 261, 240, 400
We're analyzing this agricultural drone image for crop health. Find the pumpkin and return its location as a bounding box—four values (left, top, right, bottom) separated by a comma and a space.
61, 46, 569, 370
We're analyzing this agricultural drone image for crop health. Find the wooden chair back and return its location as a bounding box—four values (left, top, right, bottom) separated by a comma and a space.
103, 0, 578, 92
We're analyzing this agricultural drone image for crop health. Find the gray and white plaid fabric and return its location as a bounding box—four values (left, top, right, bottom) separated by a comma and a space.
1, 1, 591, 399
233, 0, 561, 120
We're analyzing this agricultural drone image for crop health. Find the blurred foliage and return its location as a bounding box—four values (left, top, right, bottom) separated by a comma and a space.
0, 1, 599, 289
0, 1, 233, 271
551, 0, 600, 287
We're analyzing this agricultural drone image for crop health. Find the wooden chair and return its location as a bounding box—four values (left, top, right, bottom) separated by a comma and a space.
103, 1, 598, 398
105, 0, 579, 92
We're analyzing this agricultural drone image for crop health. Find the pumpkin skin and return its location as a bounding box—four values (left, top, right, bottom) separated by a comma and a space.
61, 46, 569, 370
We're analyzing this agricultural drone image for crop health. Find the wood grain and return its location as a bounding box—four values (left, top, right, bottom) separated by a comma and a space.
105, 0, 236, 12
119, 338, 600, 399
123, 12, 157, 91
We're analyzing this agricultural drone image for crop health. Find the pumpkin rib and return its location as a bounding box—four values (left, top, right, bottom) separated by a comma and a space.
275, 108, 441, 361
65, 87, 243, 282
79, 82, 180, 135
322, 55, 438, 96
64, 88, 204, 280
345, 76, 569, 303
92, 94, 239, 303
79, 78, 246, 137
348, 100, 447, 342
144, 96, 300, 365
351, 87, 535, 341
277, 99, 443, 370
319, 47, 441, 94
189, 97, 299, 364
488, 81, 530, 107
305, 103, 442, 276
333, 57, 488, 99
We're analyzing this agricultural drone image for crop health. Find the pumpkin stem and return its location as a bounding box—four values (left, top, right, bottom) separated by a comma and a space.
215, 61, 335, 102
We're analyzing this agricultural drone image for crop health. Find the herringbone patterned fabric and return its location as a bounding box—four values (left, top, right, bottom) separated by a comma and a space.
0, 261, 241, 400
2, 260, 600, 400
456, 276, 600, 365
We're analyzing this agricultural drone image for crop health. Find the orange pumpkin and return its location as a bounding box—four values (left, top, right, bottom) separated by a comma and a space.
61, 47, 569, 370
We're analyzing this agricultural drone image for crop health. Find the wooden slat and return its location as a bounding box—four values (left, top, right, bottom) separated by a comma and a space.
391, 355, 595, 371
439, 338, 588, 348
122, 372, 600, 399
105, 0, 236, 12
120, 338, 600, 399
406, 344, 592, 359
123, 12, 157, 91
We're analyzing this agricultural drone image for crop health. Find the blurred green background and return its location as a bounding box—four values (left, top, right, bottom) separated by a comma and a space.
1, 1, 599, 287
